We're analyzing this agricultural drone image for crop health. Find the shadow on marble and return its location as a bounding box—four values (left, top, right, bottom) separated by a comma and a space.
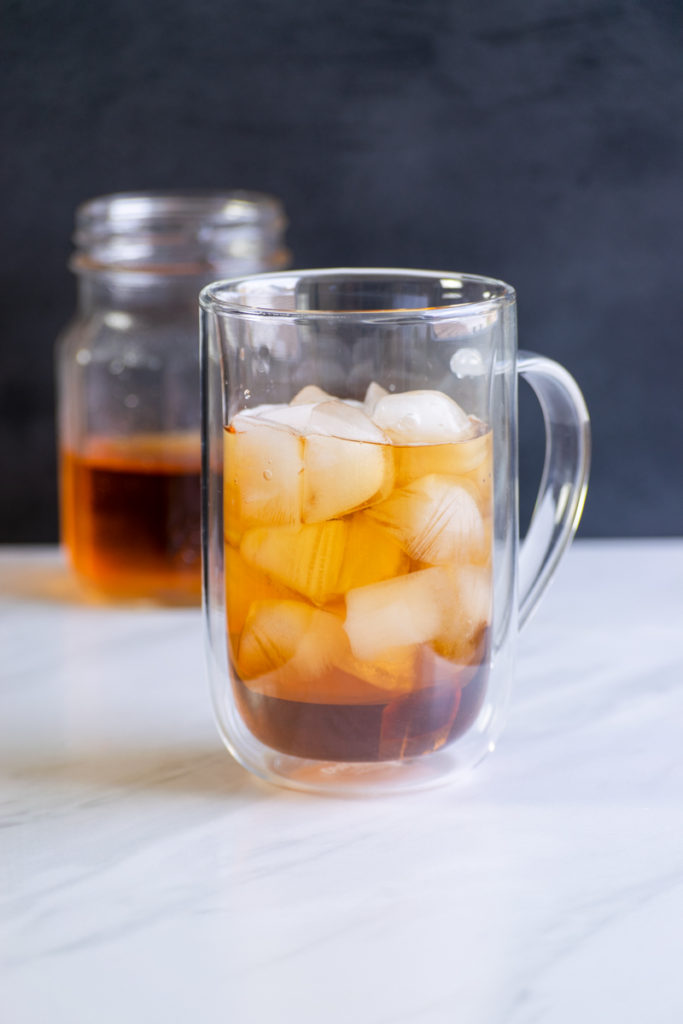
0, 558, 200, 611
1, 744, 272, 801
0, 558, 86, 604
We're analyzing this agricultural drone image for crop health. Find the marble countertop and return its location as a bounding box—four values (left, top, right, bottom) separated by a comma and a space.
2, 541, 682, 1024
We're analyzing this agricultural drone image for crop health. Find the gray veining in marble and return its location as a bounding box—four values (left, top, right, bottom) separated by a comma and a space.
1, 542, 682, 1023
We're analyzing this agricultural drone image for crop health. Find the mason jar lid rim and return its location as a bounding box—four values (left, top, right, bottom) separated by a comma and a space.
74, 190, 287, 238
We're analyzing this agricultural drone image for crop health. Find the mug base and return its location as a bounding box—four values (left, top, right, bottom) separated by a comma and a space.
214, 713, 497, 797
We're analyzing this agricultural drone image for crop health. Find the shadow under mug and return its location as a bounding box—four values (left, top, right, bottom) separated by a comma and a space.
200, 269, 590, 795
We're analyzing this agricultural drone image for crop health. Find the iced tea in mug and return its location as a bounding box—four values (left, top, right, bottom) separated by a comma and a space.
201, 269, 589, 794
225, 386, 493, 761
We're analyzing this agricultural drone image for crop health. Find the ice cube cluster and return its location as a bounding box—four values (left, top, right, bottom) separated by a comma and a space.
232, 383, 474, 444
224, 383, 492, 700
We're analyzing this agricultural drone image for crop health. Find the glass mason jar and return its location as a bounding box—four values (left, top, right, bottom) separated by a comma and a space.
57, 191, 290, 604
201, 269, 590, 795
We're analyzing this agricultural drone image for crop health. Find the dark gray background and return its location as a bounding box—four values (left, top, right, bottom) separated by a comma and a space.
2, 0, 682, 541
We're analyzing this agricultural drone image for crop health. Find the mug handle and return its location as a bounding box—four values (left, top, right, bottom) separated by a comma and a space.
517, 351, 591, 628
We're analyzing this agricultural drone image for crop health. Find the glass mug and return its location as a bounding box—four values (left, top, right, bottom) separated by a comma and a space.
200, 269, 590, 794
57, 190, 290, 605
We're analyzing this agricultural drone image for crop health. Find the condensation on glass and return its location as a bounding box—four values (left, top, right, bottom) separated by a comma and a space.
57, 191, 290, 604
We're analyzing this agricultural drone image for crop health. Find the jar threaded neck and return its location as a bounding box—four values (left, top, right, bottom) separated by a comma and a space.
71, 191, 290, 277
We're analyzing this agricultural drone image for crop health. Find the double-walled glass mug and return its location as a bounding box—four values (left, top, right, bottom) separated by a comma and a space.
201, 269, 590, 794
57, 191, 290, 604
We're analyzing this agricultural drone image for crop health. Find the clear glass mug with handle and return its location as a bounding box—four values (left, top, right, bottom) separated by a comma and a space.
200, 269, 590, 795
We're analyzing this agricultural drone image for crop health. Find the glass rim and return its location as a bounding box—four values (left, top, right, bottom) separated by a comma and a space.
199, 267, 516, 320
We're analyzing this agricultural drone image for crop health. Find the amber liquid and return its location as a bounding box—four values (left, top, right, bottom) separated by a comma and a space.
234, 638, 489, 762
224, 412, 493, 763
61, 433, 201, 603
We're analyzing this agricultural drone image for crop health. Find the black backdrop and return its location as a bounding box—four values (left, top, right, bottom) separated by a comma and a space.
2, 0, 682, 541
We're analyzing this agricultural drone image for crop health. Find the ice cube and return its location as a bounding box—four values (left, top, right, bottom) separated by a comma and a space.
293, 609, 352, 684
343, 646, 419, 694
307, 400, 386, 442
367, 474, 487, 565
253, 403, 313, 432
363, 381, 389, 416
238, 513, 406, 604
240, 521, 347, 605
230, 404, 305, 430
302, 432, 393, 523
237, 599, 352, 695
237, 599, 314, 680
457, 564, 492, 631
224, 419, 303, 529
371, 390, 473, 443
344, 567, 450, 660
230, 404, 280, 425
335, 513, 409, 592
225, 545, 299, 640
290, 384, 332, 406
394, 429, 492, 487
433, 564, 491, 663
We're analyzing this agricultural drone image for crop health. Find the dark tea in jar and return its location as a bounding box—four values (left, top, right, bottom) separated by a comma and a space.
57, 191, 290, 603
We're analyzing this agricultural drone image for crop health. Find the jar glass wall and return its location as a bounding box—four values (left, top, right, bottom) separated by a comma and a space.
57, 191, 290, 604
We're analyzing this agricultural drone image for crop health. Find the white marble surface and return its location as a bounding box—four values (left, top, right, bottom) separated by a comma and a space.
1, 541, 682, 1024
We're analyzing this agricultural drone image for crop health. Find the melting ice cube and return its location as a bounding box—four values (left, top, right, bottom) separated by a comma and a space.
225, 545, 298, 639
363, 381, 389, 416
344, 567, 450, 660
303, 434, 392, 523
253, 403, 314, 432
290, 384, 332, 406
302, 402, 392, 522
240, 521, 347, 605
371, 390, 473, 443
335, 514, 409, 593
344, 646, 418, 693
368, 474, 487, 565
434, 564, 492, 663
225, 419, 303, 529
238, 599, 314, 679
238, 599, 348, 685
308, 400, 386, 442
240, 515, 407, 605
394, 428, 491, 488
